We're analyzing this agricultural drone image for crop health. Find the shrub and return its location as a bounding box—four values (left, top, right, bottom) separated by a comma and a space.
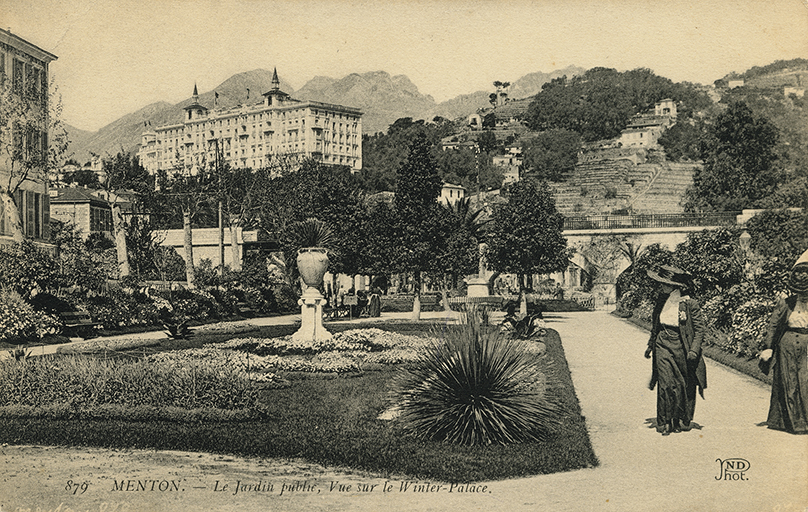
241, 286, 267, 312
0, 241, 59, 297
631, 298, 655, 324
0, 288, 61, 343
156, 288, 223, 322
272, 284, 299, 312
28, 292, 75, 315
615, 243, 672, 312
672, 227, 744, 298
82, 292, 140, 330
395, 314, 559, 446
207, 287, 240, 317
52, 222, 114, 289
727, 297, 775, 357
700, 282, 756, 331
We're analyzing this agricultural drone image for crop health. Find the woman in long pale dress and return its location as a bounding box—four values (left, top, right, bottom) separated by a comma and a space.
645, 265, 707, 435
758, 249, 808, 434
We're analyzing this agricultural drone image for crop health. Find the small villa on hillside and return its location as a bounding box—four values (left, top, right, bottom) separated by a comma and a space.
617, 99, 677, 148
440, 183, 466, 205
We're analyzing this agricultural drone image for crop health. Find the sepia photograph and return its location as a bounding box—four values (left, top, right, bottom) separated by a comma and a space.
1, 0, 807, 510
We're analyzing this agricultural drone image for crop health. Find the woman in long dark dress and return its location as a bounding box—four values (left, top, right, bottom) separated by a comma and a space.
758, 249, 808, 434
368, 287, 382, 317
645, 265, 707, 435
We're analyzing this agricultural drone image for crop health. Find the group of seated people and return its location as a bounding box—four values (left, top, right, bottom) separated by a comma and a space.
324, 288, 382, 319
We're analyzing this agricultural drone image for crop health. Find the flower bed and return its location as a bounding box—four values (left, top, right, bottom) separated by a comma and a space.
0, 352, 268, 412
203, 328, 429, 371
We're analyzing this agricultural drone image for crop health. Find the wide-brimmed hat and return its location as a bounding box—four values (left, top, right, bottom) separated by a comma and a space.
647, 265, 691, 287
788, 249, 808, 293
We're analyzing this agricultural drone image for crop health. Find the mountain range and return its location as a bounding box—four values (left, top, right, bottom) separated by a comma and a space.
63, 65, 585, 164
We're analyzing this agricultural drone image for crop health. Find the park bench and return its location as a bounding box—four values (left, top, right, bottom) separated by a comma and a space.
323, 305, 351, 320
58, 309, 102, 338
236, 301, 256, 317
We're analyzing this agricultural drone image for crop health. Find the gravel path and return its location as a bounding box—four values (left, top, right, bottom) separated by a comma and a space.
1, 311, 806, 511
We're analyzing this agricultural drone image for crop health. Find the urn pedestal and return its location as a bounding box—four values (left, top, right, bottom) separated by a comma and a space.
292, 248, 333, 342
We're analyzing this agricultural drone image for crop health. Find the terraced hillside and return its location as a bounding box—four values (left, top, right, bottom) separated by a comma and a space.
550, 158, 699, 215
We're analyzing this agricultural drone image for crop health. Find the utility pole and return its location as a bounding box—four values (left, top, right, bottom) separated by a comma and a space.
216, 139, 225, 276
475, 142, 480, 198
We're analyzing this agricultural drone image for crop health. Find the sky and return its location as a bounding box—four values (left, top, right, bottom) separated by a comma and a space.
5, 0, 808, 132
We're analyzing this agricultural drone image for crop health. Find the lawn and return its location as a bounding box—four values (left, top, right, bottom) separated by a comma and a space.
0, 321, 599, 482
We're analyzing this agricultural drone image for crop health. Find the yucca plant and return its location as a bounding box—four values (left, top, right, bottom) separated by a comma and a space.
290, 217, 336, 250
395, 309, 559, 446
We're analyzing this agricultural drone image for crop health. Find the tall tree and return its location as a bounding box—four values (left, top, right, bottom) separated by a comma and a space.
153, 161, 216, 288
487, 179, 570, 313
1, 75, 67, 241
256, 160, 366, 279
686, 101, 782, 211
521, 129, 581, 181
393, 131, 444, 319
99, 151, 152, 278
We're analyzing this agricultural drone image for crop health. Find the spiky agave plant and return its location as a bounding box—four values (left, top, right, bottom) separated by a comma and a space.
396, 309, 559, 446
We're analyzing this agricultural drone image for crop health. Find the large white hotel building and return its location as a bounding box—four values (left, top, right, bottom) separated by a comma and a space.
138, 70, 362, 174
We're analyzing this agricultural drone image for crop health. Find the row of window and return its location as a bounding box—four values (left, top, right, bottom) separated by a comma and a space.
187, 109, 359, 128
90, 205, 113, 233
0, 51, 48, 107
10, 123, 49, 162
0, 189, 50, 239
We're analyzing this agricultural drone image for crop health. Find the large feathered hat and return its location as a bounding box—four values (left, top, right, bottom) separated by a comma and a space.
647, 264, 691, 288
788, 249, 808, 293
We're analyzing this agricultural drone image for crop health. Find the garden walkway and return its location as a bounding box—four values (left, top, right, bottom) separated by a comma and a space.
1, 311, 806, 512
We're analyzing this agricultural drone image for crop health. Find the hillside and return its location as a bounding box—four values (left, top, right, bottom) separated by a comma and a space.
720, 58, 808, 89
428, 65, 585, 121
65, 66, 583, 161
294, 71, 437, 136
549, 156, 699, 216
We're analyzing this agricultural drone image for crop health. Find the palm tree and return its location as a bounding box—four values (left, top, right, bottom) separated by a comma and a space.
435, 197, 490, 310
618, 240, 645, 267
616, 240, 645, 300
446, 196, 489, 240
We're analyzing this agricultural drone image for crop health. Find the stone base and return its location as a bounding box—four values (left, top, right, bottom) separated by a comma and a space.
466, 277, 490, 297
292, 289, 333, 342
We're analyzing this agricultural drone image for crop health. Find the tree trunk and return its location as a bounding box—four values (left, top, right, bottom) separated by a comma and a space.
183, 211, 195, 288
2, 191, 25, 243
411, 271, 422, 321
518, 273, 528, 316
112, 203, 129, 278
229, 223, 241, 271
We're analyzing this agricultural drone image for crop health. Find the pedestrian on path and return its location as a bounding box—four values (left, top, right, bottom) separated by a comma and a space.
368, 287, 382, 317
758, 248, 808, 434
644, 265, 707, 435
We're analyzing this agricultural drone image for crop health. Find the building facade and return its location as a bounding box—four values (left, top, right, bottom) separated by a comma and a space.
0, 28, 56, 246
49, 187, 114, 239
440, 183, 466, 205
138, 70, 363, 174
617, 99, 677, 148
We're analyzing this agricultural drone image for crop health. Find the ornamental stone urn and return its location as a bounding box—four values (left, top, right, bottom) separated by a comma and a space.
297, 247, 330, 292
292, 247, 333, 343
